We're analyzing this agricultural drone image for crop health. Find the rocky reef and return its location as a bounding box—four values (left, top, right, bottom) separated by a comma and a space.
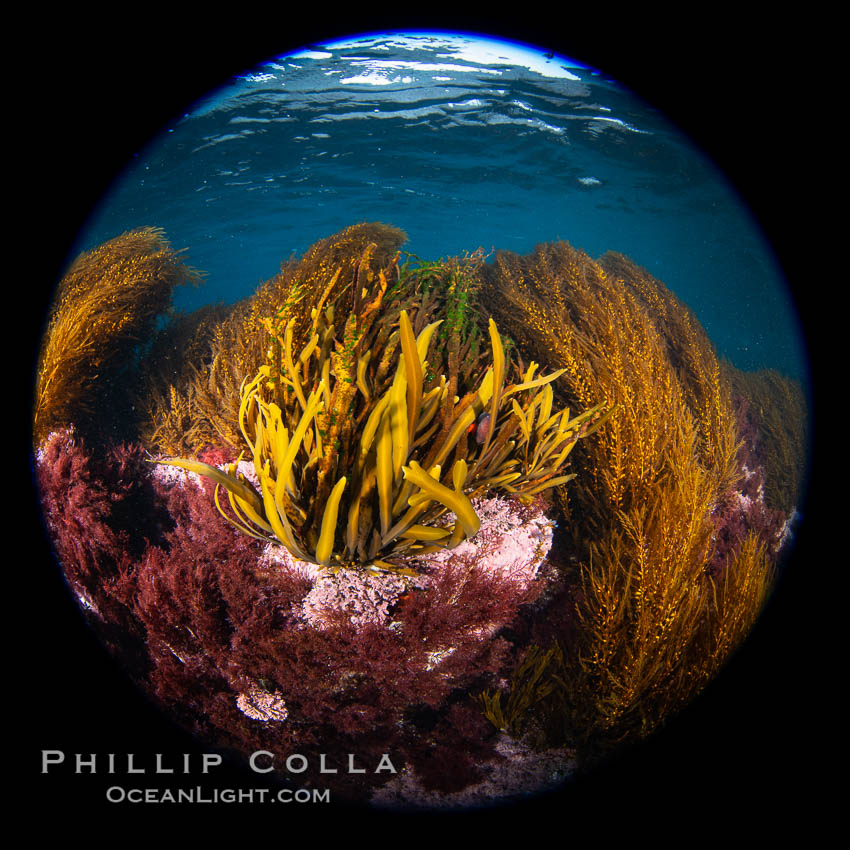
32, 223, 807, 805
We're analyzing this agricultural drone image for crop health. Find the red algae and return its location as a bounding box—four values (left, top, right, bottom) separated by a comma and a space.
35, 434, 567, 803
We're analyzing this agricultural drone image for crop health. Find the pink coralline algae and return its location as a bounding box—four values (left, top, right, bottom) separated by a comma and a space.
236, 685, 289, 722
258, 493, 555, 633
415, 496, 554, 595
301, 568, 409, 630
372, 734, 577, 810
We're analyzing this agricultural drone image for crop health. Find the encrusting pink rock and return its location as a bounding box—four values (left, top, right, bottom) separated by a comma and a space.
417, 496, 554, 593
259, 494, 555, 632
235, 684, 289, 722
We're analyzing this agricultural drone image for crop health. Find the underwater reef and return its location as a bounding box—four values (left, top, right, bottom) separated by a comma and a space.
32, 223, 807, 806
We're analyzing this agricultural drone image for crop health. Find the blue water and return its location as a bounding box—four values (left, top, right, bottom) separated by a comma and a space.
72, 32, 807, 381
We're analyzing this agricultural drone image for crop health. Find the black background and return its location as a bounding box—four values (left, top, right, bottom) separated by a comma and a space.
20, 9, 825, 833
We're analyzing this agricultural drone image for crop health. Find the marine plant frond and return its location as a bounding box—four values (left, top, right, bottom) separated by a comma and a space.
135, 222, 408, 456
478, 238, 783, 752
157, 265, 605, 572
723, 364, 809, 513
480, 642, 567, 736
34, 227, 203, 445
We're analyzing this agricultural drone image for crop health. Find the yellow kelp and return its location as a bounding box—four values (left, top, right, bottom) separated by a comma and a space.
159, 248, 608, 573
479, 240, 777, 750
34, 227, 201, 445
139, 222, 407, 456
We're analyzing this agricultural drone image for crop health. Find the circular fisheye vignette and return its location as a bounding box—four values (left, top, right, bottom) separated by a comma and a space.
33, 29, 808, 809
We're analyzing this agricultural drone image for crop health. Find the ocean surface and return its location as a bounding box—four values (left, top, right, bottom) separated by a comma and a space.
69, 32, 808, 382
